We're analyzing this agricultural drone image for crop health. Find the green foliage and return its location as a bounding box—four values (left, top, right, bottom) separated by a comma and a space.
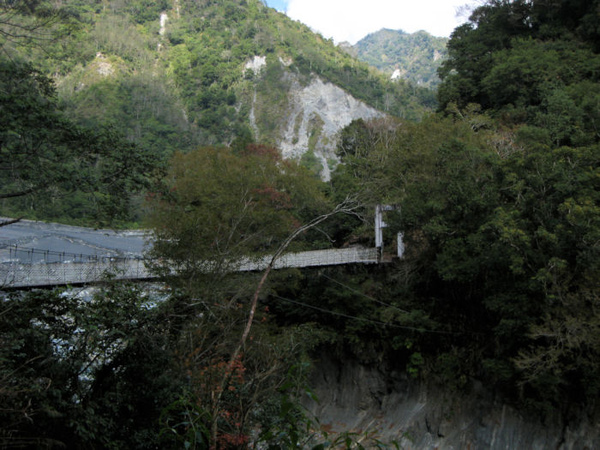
155, 281, 330, 448
253, 363, 316, 448
160, 397, 212, 449
439, 0, 600, 136
0, 279, 335, 449
300, 149, 324, 178
0, 60, 158, 226
328, 91, 600, 406
0, 0, 436, 228
16, 0, 432, 163
0, 284, 180, 449
0, 0, 71, 55
256, 365, 404, 449
515, 287, 600, 405
423, 2, 600, 407
7, 0, 600, 441
3, 0, 435, 229
336, 118, 372, 161
65, 72, 198, 158
147, 144, 328, 268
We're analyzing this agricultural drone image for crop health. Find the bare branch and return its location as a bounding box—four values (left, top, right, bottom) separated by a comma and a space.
210, 195, 365, 444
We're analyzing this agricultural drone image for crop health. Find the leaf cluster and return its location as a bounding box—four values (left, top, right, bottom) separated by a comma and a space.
0, 284, 180, 449
438, 0, 600, 149
0, 275, 337, 449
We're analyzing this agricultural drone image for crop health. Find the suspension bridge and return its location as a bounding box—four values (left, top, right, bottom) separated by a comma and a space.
0, 245, 382, 288
0, 209, 401, 288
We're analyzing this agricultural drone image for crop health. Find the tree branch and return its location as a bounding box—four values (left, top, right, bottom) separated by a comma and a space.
210, 195, 364, 444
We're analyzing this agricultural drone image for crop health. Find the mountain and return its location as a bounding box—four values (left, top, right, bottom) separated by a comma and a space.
6, 0, 436, 180
352, 29, 448, 88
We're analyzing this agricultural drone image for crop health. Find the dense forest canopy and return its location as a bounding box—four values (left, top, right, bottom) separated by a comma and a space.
0, 60, 157, 225
329, 0, 600, 412
1, 0, 600, 448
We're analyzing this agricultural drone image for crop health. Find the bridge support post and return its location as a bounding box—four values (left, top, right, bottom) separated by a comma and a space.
375, 204, 396, 262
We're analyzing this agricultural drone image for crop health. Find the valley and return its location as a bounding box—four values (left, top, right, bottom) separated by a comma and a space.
1, 0, 599, 448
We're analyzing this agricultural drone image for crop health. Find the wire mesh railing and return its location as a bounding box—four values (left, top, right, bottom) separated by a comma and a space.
1, 246, 380, 289
0, 245, 150, 288
6, 245, 128, 264
0, 258, 151, 288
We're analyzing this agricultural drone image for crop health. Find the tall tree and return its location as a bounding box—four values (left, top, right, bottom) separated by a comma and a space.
145, 144, 360, 447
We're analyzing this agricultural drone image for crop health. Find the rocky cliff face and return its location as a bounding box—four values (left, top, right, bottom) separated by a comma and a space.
248, 57, 384, 180
277, 76, 383, 180
305, 355, 600, 449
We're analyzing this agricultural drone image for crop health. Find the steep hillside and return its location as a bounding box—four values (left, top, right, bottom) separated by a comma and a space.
352, 29, 448, 88
7, 0, 435, 179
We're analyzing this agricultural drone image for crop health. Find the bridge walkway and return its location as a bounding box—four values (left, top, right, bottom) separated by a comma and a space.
0, 246, 380, 289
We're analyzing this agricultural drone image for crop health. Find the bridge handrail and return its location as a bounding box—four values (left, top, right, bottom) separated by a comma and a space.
3, 244, 139, 264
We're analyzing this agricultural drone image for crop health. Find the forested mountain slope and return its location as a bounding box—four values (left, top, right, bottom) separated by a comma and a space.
351, 28, 448, 88
6, 0, 434, 176
0, 0, 437, 224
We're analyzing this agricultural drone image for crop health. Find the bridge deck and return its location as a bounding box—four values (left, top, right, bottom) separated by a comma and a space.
1, 247, 380, 288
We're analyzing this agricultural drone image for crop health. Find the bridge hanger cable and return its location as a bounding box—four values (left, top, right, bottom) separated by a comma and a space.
319, 272, 410, 314
268, 293, 466, 335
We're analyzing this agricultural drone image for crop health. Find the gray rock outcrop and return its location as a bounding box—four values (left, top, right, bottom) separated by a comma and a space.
278, 77, 382, 180
305, 355, 600, 449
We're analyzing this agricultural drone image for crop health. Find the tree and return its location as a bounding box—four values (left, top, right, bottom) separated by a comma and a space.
329, 106, 600, 408
438, 0, 600, 122
146, 144, 330, 281
437, 0, 534, 110
0, 60, 158, 225
146, 144, 370, 447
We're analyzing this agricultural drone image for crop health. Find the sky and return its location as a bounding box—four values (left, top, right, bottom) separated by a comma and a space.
263, 0, 474, 44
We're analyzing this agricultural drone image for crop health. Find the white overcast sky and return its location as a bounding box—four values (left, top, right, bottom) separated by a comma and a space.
264, 0, 475, 44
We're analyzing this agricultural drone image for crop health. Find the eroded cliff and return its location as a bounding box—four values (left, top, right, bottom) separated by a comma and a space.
305, 355, 599, 449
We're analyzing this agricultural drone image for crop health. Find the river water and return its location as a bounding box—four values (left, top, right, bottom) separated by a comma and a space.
0, 218, 150, 263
